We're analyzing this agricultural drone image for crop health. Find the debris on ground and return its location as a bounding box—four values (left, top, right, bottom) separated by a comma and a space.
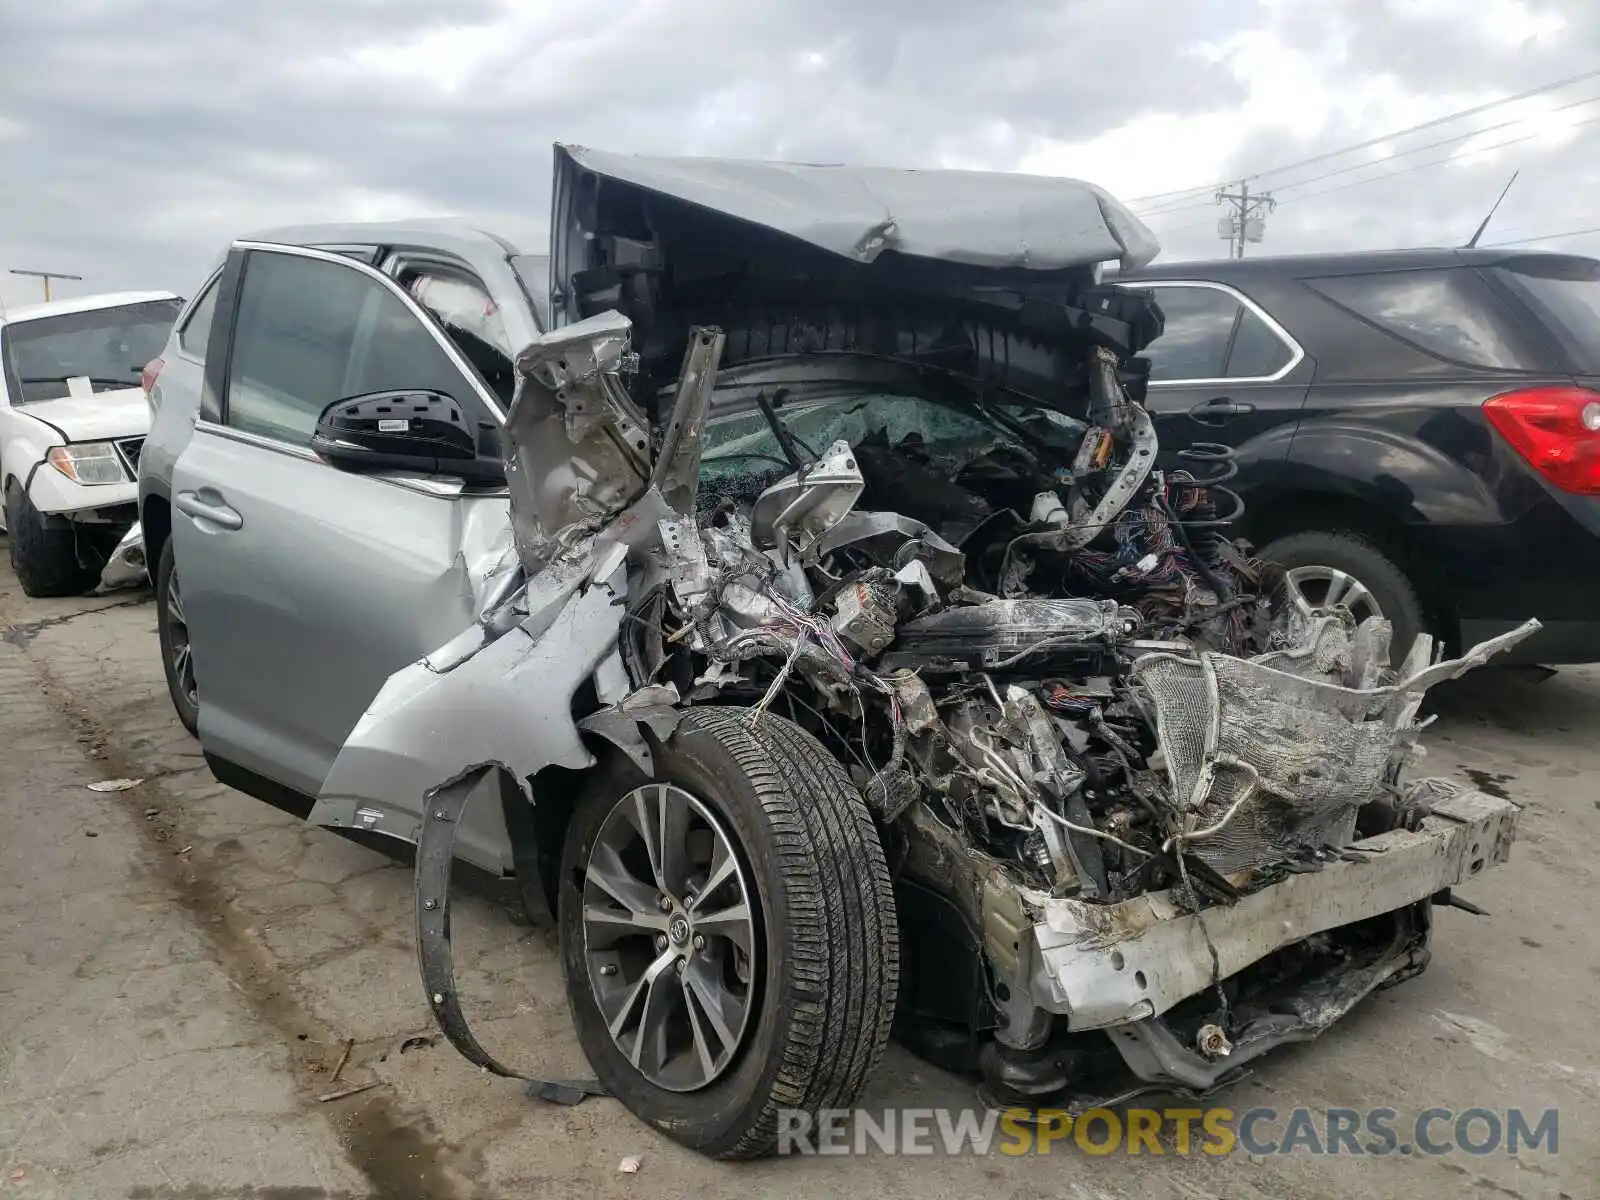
618, 1155, 642, 1174
317, 1080, 383, 1103
87, 777, 142, 792
330, 1037, 355, 1083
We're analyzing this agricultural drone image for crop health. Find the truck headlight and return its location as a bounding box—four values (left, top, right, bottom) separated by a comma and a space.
46, 442, 128, 485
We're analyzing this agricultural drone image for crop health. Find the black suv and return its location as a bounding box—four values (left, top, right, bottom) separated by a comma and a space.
1114, 248, 1600, 663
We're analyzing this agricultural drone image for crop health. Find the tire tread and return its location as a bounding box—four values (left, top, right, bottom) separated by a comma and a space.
668, 706, 898, 1159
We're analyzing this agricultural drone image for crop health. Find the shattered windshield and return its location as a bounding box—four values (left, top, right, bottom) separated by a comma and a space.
699, 391, 1084, 511
2, 299, 181, 403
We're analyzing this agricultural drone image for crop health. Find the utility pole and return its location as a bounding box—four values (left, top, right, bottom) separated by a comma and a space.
1215, 181, 1276, 258
9, 268, 84, 303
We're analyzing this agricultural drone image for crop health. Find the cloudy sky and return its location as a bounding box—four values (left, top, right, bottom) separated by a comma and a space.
2, 0, 1599, 312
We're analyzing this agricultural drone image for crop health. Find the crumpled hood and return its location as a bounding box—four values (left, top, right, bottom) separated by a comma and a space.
13, 387, 148, 443
554, 144, 1160, 275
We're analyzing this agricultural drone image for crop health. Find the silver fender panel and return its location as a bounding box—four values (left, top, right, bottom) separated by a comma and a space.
306, 573, 626, 873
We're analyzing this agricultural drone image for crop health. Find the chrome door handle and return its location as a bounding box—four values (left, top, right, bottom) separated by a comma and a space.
176, 489, 243, 531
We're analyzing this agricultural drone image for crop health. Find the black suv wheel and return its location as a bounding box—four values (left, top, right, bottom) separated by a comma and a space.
1260, 530, 1426, 659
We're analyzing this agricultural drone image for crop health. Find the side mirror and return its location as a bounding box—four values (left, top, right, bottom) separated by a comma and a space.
311, 390, 504, 484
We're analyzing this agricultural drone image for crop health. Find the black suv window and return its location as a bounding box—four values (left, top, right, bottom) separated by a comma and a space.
1142, 285, 1296, 382
1226, 307, 1295, 378
1492, 256, 1600, 374
1307, 268, 1541, 371
226, 251, 489, 448
1144, 287, 1236, 381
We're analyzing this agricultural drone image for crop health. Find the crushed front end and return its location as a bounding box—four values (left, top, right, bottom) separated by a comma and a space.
360, 280, 1531, 1120
499, 296, 1533, 1109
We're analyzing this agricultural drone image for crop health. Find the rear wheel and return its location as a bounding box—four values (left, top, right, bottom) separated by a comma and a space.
1259, 529, 1426, 660
155, 538, 199, 735
4, 482, 100, 598
559, 706, 898, 1158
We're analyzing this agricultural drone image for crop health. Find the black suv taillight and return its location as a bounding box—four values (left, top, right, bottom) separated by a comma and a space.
1483, 385, 1600, 495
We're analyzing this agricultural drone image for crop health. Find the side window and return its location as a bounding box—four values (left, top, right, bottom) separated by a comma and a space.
1226, 306, 1296, 378
1306, 269, 1539, 370
405, 271, 516, 406
1143, 286, 1242, 382
225, 251, 488, 449
177, 276, 220, 357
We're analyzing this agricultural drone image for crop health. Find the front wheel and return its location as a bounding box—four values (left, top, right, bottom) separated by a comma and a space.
4, 482, 100, 598
559, 706, 898, 1158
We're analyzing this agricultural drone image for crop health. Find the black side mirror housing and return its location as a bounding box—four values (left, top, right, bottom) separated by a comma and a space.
311, 390, 504, 484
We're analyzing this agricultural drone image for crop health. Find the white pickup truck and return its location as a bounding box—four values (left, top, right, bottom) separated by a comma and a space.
1, 290, 180, 595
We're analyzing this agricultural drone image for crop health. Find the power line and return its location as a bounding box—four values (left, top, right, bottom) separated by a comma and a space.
1141, 110, 1600, 231
1126, 64, 1600, 207
1278, 111, 1600, 206
1482, 225, 1600, 247
1136, 91, 1600, 217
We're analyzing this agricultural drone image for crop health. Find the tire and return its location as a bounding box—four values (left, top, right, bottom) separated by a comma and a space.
155, 538, 200, 735
558, 706, 898, 1158
1259, 529, 1426, 659
4, 481, 99, 597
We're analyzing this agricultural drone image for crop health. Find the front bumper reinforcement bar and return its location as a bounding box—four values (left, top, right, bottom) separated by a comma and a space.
1028, 788, 1517, 1029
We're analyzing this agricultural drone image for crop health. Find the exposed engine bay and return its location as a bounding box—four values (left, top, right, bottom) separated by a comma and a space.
438, 286, 1532, 1110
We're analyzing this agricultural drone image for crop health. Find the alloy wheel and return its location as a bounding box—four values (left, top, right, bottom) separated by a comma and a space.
581, 783, 759, 1092
1283, 564, 1385, 625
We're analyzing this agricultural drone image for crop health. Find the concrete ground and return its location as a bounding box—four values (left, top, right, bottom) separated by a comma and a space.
0, 550, 1594, 1200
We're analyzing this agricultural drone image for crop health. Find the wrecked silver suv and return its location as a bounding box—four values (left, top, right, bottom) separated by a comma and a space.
148, 147, 1530, 1159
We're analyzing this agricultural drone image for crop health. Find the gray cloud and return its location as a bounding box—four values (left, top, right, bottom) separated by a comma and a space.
2, 0, 1598, 308
1137, 0, 1600, 260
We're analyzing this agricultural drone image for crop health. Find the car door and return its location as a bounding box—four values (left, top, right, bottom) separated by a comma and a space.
1135, 280, 1311, 490
169, 243, 514, 800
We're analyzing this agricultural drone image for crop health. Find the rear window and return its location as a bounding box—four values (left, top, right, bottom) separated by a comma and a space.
1491, 256, 1600, 374
177, 276, 220, 357
1306, 268, 1544, 371
1, 298, 182, 403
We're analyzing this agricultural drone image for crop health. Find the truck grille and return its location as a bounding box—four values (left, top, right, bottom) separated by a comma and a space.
115, 437, 145, 476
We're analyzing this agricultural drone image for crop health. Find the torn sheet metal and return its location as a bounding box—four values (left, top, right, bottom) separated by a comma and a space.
310, 562, 629, 872
556, 144, 1161, 272
504, 311, 652, 574
1132, 618, 1540, 873
651, 327, 726, 515
749, 439, 865, 562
